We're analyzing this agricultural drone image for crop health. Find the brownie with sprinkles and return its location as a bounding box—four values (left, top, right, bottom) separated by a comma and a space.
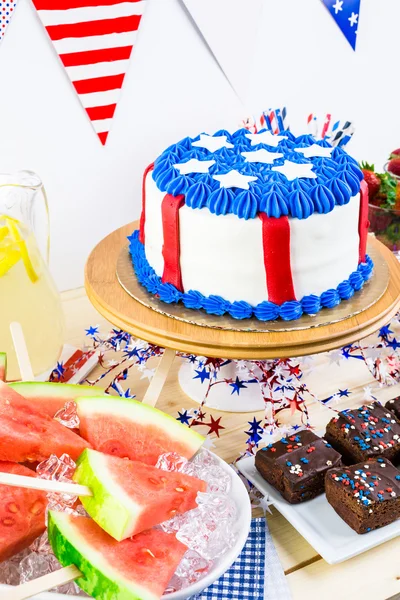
386, 397, 400, 421
325, 458, 400, 534
325, 402, 400, 466
254, 430, 341, 504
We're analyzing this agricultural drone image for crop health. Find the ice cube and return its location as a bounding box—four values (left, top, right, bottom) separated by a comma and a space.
54, 401, 80, 429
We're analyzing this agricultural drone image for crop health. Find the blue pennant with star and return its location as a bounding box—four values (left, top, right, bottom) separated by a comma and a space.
321, 0, 361, 50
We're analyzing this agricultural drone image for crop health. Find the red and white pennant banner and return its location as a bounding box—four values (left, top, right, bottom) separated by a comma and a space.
32, 0, 146, 145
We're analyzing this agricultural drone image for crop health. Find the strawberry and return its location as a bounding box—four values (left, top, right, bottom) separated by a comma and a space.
360, 162, 381, 199
388, 158, 400, 177
389, 148, 400, 159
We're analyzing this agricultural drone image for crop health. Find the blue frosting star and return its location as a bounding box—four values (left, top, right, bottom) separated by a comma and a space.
230, 377, 248, 395
338, 389, 350, 397
176, 410, 192, 425
193, 367, 210, 384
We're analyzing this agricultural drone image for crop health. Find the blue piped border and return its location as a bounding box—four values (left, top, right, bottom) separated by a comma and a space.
128, 230, 374, 322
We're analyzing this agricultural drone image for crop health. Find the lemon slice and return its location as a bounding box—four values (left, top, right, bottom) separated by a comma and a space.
0, 226, 9, 244
0, 246, 21, 277
3, 217, 38, 283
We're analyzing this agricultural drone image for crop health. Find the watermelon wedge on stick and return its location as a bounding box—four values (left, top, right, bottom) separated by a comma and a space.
48, 512, 187, 600
74, 448, 206, 541
0, 462, 46, 562
9, 381, 103, 418
76, 396, 204, 465
0, 381, 91, 462
0, 353, 6, 382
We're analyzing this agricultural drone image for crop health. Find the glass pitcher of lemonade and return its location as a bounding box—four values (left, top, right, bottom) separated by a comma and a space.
0, 171, 65, 381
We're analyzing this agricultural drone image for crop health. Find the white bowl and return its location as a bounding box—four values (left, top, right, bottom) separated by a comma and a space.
0, 452, 252, 600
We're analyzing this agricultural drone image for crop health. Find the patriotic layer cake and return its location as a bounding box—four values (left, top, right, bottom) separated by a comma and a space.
129, 128, 372, 321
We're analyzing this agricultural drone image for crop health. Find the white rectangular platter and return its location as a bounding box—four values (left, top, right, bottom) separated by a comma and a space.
237, 455, 400, 564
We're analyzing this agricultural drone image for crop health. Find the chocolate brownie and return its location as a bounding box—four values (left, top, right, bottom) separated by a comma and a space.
255, 430, 341, 504
325, 402, 400, 465
386, 397, 400, 421
325, 458, 400, 534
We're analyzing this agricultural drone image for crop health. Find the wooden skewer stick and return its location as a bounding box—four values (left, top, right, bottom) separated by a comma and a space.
0, 472, 92, 497
7, 565, 82, 600
142, 347, 176, 407
10, 322, 34, 382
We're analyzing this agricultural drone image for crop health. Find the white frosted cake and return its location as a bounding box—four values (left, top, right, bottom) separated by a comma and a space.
129, 128, 372, 321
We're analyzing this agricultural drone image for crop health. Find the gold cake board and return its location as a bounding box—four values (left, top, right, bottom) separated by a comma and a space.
85, 221, 400, 409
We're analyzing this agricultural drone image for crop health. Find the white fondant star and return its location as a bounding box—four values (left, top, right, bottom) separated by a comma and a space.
192, 134, 233, 153
348, 11, 358, 27
245, 131, 285, 148
174, 158, 215, 175
213, 169, 258, 190
241, 149, 283, 164
332, 0, 343, 14
272, 160, 317, 181
294, 144, 333, 158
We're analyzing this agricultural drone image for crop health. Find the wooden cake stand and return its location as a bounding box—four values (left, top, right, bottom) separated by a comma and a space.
85, 221, 400, 410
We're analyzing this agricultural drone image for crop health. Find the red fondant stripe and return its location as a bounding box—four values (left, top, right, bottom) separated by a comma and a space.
45, 15, 142, 40
161, 194, 185, 292
59, 46, 133, 67
259, 214, 296, 304
358, 179, 369, 263
73, 73, 125, 94
139, 163, 155, 244
85, 103, 117, 121
34, 0, 142, 8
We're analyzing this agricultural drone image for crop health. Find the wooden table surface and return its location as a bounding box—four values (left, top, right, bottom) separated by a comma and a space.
62, 287, 400, 600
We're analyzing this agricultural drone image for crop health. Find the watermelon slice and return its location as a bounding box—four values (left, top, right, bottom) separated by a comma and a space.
0, 353, 6, 382
8, 381, 102, 418
48, 512, 187, 600
0, 462, 46, 561
73, 448, 206, 541
76, 396, 204, 466
0, 381, 91, 462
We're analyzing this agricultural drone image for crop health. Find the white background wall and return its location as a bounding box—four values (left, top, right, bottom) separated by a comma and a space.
0, 0, 399, 291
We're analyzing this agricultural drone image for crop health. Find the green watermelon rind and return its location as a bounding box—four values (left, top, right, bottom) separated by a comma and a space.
9, 381, 102, 400
76, 396, 205, 458
0, 353, 6, 382
48, 511, 157, 600
74, 449, 141, 542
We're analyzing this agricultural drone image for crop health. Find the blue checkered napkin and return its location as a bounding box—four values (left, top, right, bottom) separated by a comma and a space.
192, 518, 266, 600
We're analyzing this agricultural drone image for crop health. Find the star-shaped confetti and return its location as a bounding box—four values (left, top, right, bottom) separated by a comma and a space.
379, 325, 394, 337
176, 410, 192, 425
387, 338, 400, 351
174, 158, 215, 175
294, 144, 333, 158
193, 367, 210, 384
272, 160, 317, 181
245, 131, 284, 147
85, 325, 99, 336
241, 148, 283, 164
229, 376, 248, 395
213, 169, 258, 190
192, 134, 233, 153
328, 349, 344, 365
204, 415, 225, 437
